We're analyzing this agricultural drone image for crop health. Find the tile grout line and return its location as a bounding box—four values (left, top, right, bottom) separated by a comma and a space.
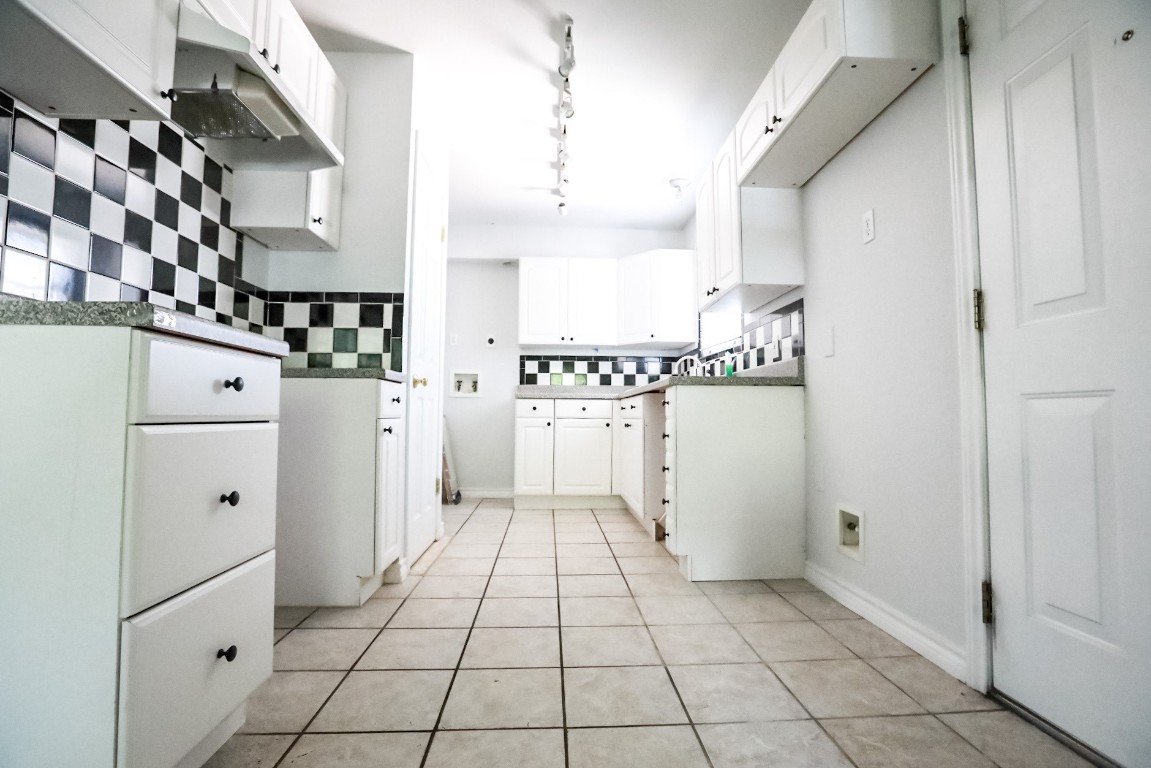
554, 508, 570, 768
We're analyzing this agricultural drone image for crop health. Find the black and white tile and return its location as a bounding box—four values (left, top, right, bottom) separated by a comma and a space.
691, 299, 804, 376
263, 292, 404, 370
520, 355, 677, 386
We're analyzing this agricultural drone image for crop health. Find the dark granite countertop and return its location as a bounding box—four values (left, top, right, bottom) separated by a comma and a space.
281, 368, 406, 383
0, 299, 288, 357
516, 357, 803, 399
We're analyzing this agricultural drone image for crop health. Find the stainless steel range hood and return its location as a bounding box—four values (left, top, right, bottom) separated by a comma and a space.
170, 3, 341, 171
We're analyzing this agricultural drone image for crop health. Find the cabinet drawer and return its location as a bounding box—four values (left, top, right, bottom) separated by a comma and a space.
119, 552, 274, 768
128, 332, 281, 423
555, 399, 612, 419
619, 396, 646, 418
121, 423, 278, 616
516, 399, 554, 418
378, 381, 405, 418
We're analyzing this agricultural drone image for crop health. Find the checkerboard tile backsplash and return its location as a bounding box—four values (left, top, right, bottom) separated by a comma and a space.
691, 299, 804, 376
520, 356, 677, 386
263, 292, 404, 370
0, 88, 403, 371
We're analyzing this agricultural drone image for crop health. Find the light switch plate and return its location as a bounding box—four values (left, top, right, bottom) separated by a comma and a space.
862, 209, 875, 243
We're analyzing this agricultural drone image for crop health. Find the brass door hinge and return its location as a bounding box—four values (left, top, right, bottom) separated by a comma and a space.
435, 477, 441, 494
958, 16, 970, 55
973, 288, 985, 332
981, 580, 993, 624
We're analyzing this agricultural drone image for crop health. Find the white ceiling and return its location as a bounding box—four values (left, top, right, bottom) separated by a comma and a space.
295, 0, 812, 230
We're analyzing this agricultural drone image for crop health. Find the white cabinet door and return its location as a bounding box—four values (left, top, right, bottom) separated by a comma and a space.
553, 418, 613, 496
519, 259, 567, 345
230, 169, 341, 251
695, 173, 717, 309
652, 250, 697, 344
774, 0, 845, 122
617, 253, 653, 346
712, 133, 742, 296
313, 53, 348, 153
565, 259, 618, 345
734, 67, 780, 182
197, 0, 263, 39
611, 407, 628, 495
306, 165, 343, 250
617, 415, 644, 514
265, 0, 318, 114
375, 418, 404, 573
514, 417, 554, 495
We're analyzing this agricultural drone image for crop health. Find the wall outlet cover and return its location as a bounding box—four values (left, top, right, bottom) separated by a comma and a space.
862, 209, 876, 244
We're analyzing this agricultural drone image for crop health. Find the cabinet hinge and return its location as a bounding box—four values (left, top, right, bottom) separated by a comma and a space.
958, 16, 970, 55
973, 288, 985, 332
981, 580, 993, 624
435, 477, 441, 494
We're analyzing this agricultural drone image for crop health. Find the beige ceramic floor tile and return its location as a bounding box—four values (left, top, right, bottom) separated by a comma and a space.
868, 656, 1000, 713
485, 574, 558, 598
425, 557, 496, 576
502, 530, 556, 544
648, 624, 759, 665
765, 578, 819, 593
460, 627, 560, 667
735, 621, 854, 662
669, 663, 808, 723
709, 593, 807, 623
493, 557, 556, 576
635, 595, 726, 625
559, 574, 631, 597
770, 660, 925, 718
617, 557, 682, 575
370, 577, 421, 599
274, 607, 315, 629
823, 715, 997, 768
625, 573, 702, 596
603, 529, 653, 543
697, 721, 854, 768
611, 542, 675, 558
780, 591, 858, 620
818, 619, 915, 657
440, 544, 501, 559
499, 543, 556, 558
203, 734, 293, 768
560, 596, 644, 626
409, 575, 489, 599
556, 542, 613, 558
388, 598, 480, 628
424, 729, 565, 768
557, 557, 620, 575
474, 597, 559, 627
277, 733, 429, 768
273, 629, 378, 670
562, 625, 662, 666
564, 666, 689, 726
274, 628, 291, 643
355, 628, 469, 670
439, 668, 564, 729
240, 671, 344, 733
568, 726, 709, 768
555, 530, 607, 544
308, 670, 453, 731
698, 580, 772, 595
300, 599, 402, 629
938, 711, 1095, 768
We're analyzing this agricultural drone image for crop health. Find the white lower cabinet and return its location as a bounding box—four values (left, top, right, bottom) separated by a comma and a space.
553, 417, 613, 495
612, 394, 666, 523
0, 325, 284, 768
514, 416, 555, 495
276, 377, 407, 606
514, 399, 612, 497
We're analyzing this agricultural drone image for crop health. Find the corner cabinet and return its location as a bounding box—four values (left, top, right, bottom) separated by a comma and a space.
276, 377, 407, 606
617, 249, 697, 347
611, 394, 666, 525
0, 325, 284, 768
0, 0, 180, 119
519, 258, 618, 346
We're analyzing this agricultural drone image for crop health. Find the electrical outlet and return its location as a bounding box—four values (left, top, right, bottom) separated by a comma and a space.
862, 209, 875, 243
449, 333, 459, 346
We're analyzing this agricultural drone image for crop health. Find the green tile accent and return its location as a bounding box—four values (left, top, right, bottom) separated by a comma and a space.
307, 353, 332, 368
550, 373, 563, 385
575, 373, 587, 385
389, 338, 403, 372
357, 353, 383, 368
333, 328, 358, 353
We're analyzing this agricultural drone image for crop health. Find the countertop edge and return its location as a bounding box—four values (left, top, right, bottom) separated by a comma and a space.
281, 368, 407, 382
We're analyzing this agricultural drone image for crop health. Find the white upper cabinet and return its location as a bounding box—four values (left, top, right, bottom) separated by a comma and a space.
313, 53, 348, 154
519, 258, 618, 346
195, 0, 264, 39
695, 173, 717, 310
618, 250, 697, 347
0, 0, 180, 119
230, 165, 344, 250
712, 134, 741, 297
738, 0, 939, 187
264, 0, 318, 116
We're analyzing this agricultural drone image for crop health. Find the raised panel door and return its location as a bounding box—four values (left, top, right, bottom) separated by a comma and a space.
617, 252, 653, 345
652, 250, 697, 344
514, 418, 554, 495
712, 134, 742, 296
518, 258, 566, 344
774, 0, 845, 122
734, 67, 780, 182
565, 259, 618, 345
266, 0, 318, 114
553, 418, 613, 496
375, 418, 404, 573
695, 173, 717, 309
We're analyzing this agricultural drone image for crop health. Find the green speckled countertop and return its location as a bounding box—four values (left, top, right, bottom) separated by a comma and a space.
282, 368, 406, 382
0, 299, 288, 357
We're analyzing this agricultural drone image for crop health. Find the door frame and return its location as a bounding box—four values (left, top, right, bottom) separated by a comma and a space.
940, 0, 993, 693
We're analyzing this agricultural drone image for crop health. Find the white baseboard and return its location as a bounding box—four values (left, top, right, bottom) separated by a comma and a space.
460, 488, 514, 498
804, 560, 968, 682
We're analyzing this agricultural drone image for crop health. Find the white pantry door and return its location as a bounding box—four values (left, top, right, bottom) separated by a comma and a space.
404, 132, 447, 564
969, 1, 1151, 764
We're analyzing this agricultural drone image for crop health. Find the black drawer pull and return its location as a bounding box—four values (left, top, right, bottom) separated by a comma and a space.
547, 421, 551, 426
312, 216, 324, 225
624, 423, 632, 428
662, 466, 669, 472
217, 645, 238, 662
630, 405, 636, 409
662, 433, 670, 439
383, 426, 393, 434
224, 377, 245, 392
662, 400, 669, 405
605, 422, 610, 427
220, 491, 240, 506
392, 397, 401, 404
662, 499, 670, 505
581, 406, 586, 411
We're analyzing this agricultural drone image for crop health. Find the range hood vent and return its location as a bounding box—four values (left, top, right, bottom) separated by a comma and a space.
171, 68, 299, 140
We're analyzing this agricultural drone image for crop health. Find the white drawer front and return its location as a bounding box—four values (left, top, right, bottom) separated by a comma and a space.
516, 399, 554, 418
377, 381, 405, 418
555, 399, 612, 418
121, 423, 278, 616
129, 332, 281, 423
620, 396, 646, 418
119, 552, 274, 768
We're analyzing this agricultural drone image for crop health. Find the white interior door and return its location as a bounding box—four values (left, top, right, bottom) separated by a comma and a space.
404, 132, 447, 564
970, 1, 1151, 764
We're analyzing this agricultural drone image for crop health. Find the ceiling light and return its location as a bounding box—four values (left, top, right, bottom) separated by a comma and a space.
558, 17, 575, 78
558, 201, 568, 216
560, 78, 574, 119
668, 178, 691, 200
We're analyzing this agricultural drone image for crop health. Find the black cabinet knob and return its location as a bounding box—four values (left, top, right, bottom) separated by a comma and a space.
561, 336, 566, 341
224, 377, 245, 392
662, 400, 669, 405
630, 405, 636, 409
392, 397, 401, 403
220, 491, 240, 506
260, 48, 269, 59
650, 333, 655, 338
581, 406, 586, 411
662, 499, 670, 505
773, 115, 783, 124
547, 421, 551, 426
605, 422, 610, 427
217, 645, 238, 662
662, 433, 670, 439
662, 466, 670, 472
383, 426, 393, 434
624, 423, 632, 428
160, 89, 178, 102
312, 216, 324, 225
764, 125, 774, 134
273, 63, 281, 73
532, 406, 537, 411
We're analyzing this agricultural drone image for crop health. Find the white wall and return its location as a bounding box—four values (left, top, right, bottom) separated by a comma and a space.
449, 225, 687, 261
801, 67, 967, 655
245, 53, 414, 292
